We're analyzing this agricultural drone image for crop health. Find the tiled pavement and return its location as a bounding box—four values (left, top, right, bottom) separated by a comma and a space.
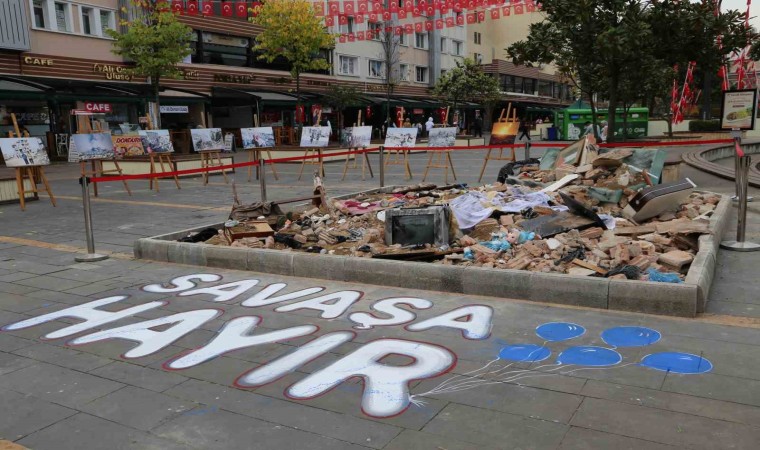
1, 145, 759, 449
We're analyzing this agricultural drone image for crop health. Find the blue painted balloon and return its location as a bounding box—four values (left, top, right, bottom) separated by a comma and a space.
536, 322, 586, 342
640, 352, 713, 374
601, 326, 661, 348
498, 344, 551, 363
556, 346, 622, 366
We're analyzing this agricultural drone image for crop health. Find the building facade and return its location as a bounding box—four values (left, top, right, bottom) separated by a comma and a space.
0, 0, 573, 153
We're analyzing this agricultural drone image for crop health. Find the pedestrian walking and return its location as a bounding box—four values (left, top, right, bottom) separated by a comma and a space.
517, 118, 531, 141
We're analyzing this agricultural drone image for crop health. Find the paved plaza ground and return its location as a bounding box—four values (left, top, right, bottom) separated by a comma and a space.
1, 144, 759, 449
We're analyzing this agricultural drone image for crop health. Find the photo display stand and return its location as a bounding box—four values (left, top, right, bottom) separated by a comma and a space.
341, 119, 374, 181
5, 113, 56, 211
190, 128, 229, 186
478, 103, 518, 183
244, 118, 279, 183
142, 117, 180, 192
74, 112, 131, 197
298, 124, 330, 180
422, 109, 457, 183
384, 107, 413, 179
200, 150, 228, 186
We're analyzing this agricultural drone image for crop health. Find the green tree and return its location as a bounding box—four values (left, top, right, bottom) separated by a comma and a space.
432, 58, 501, 126
252, 0, 334, 122
323, 85, 363, 135
107, 0, 192, 128
508, 0, 752, 141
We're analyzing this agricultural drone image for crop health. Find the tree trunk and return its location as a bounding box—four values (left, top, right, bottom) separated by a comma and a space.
588, 91, 598, 141
606, 73, 619, 143
622, 104, 629, 141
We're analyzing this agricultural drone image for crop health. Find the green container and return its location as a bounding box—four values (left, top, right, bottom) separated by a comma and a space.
555, 107, 649, 140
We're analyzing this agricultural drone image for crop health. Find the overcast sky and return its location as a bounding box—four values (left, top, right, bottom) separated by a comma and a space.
721, 0, 758, 29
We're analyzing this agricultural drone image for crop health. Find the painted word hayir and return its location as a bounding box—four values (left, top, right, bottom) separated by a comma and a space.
2, 274, 493, 418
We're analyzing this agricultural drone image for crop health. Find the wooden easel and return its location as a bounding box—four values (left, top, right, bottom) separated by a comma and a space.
422, 106, 457, 183
246, 115, 279, 182
143, 115, 180, 192
298, 148, 325, 180
200, 150, 229, 185
478, 104, 519, 182
8, 114, 56, 210
384, 108, 414, 179
77, 116, 131, 196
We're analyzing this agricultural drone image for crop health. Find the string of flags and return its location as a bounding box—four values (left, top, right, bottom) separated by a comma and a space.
165, 0, 540, 22
671, 62, 698, 125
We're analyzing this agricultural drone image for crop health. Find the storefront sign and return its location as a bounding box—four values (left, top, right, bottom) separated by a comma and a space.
720, 89, 758, 130
181, 69, 201, 81
201, 32, 248, 47
93, 63, 133, 81
413, 108, 424, 114
365, 83, 386, 93
213, 74, 254, 84
22, 56, 54, 66
306, 80, 331, 87
264, 76, 290, 85
160, 105, 189, 114
84, 102, 112, 113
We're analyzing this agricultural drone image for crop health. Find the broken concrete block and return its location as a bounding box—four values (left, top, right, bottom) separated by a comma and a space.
546, 238, 562, 250
658, 250, 694, 269
499, 215, 514, 226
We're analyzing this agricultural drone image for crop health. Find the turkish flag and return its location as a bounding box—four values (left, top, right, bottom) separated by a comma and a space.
221, 1, 233, 16
236, 1, 248, 17
445, 16, 455, 27
424, 20, 433, 31
514, 4, 524, 14
187, 0, 198, 15
339, 14, 348, 25
404, 0, 413, 11
356, 30, 365, 40
358, 0, 369, 13
344, 0, 355, 15
355, 13, 364, 22
466, 0, 475, 9
426, 5, 435, 15
171, 0, 183, 14
477, 10, 485, 21
477, 0, 485, 7
466, 12, 475, 23
325, 16, 335, 26
328, 0, 340, 15
313, 2, 325, 15
339, 34, 346, 43
490, 8, 499, 19
372, 1, 382, 12
398, 9, 407, 19
526, 3, 535, 12
394, 26, 403, 36
456, 14, 465, 25
366, 106, 372, 119
202, 2, 213, 15
413, 6, 421, 17
382, 11, 391, 20
414, 22, 423, 32
453, 1, 462, 12
251, 1, 262, 16
390, 1, 398, 12
404, 23, 413, 34
347, 33, 355, 42
502, 5, 510, 15
440, 4, 449, 13
435, 18, 444, 29
369, 12, 378, 22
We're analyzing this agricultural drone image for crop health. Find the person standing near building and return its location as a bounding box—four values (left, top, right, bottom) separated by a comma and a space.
425, 117, 434, 137
473, 113, 483, 138
517, 118, 531, 141
600, 120, 609, 143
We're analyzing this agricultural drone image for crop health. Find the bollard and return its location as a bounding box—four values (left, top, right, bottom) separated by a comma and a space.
524, 141, 531, 160
75, 177, 109, 262
379, 145, 385, 188
720, 155, 760, 252
732, 135, 753, 202
258, 157, 267, 203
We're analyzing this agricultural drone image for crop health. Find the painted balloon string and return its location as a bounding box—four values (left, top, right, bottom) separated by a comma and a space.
410, 324, 713, 408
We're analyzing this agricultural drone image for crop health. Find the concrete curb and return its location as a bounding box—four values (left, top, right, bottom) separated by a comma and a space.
134, 191, 731, 318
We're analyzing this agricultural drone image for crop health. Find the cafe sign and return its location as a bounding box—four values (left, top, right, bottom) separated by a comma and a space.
84, 102, 112, 113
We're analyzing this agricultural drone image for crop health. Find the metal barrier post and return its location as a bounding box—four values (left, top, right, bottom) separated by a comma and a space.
524, 141, 531, 160
75, 177, 109, 262
731, 134, 753, 202
379, 146, 385, 188
720, 154, 760, 252
258, 157, 267, 203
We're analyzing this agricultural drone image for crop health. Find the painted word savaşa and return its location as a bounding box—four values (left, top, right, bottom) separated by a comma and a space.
2, 274, 492, 418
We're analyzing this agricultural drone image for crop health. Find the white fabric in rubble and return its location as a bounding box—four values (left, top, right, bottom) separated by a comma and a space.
449, 190, 554, 229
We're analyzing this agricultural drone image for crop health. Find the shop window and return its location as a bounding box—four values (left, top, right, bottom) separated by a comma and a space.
414, 32, 428, 49
452, 40, 463, 56
201, 32, 250, 67
369, 59, 385, 78
473, 32, 481, 45
538, 80, 553, 97
400, 63, 409, 81
524, 78, 537, 95
339, 55, 358, 75
415, 66, 428, 83
440, 37, 447, 53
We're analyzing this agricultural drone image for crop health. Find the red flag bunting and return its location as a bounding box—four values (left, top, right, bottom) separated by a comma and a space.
414, 22, 423, 32
355, 13, 364, 22
435, 18, 444, 29
398, 9, 407, 19
369, 12, 378, 22
313, 2, 324, 16
202, 1, 213, 15
502, 5, 510, 15
358, 0, 369, 13
171, 0, 183, 14
515, 4, 524, 14
372, 1, 382, 13
221, 1, 233, 16
477, 10, 485, 21
382, 11, 391, 20
328, 0, 340, 15
356, 30, 365, 40
424, 20, 433, 31
338, 14, 348, 25
347, 33, 355, 42
404, 23, 414, 34
325, 16, 335, 26
490, 8, 499, 19
466, 12, 476, 24
344, 0, 355, 15
187, 0, 198, 15
235, 1, 247, 17
339, 34, 346, 43
455, 14, 464, 25
445, 16, 455, 27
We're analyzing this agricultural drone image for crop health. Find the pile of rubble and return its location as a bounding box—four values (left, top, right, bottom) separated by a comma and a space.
195, 139, 717, 283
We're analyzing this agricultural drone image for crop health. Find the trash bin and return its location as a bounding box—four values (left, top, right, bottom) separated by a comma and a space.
548, 126, 558, 141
